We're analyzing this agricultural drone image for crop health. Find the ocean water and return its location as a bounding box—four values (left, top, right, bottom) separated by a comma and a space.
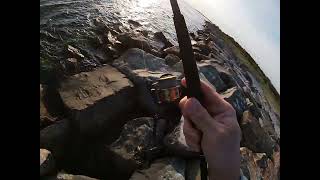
40, 0, 209, 77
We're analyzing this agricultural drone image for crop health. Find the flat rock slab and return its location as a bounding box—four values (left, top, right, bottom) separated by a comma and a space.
58, 65, 135, 135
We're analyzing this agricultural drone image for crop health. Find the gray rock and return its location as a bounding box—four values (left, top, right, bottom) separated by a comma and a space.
154, 32, 174, 49
67, 45, 85, 60
240, 147, 279, 180
113, 48, 171, 75
201, 60, 236, 89
44, 172, 100, 180
117, 32, 152, 53
163, 46, 180, 57
109, 117, 159, 176
164, 117, 200, 158
194, 52, 211, 61
198, 62, 227, 92
40, 149, 56, 176
165, 54, 181, 66
221, 87, 247, 119
240, 111, 276, 156
130, 157, 186, 180
193, 40, 211, 56
112, 48, 181, 114
58, 65, 135, 135
128, 19, 142, 27
93, 17, 110, 33
40, 120, 70, 159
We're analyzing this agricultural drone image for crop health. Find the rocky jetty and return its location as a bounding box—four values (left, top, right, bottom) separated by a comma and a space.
40, 19, 280, 180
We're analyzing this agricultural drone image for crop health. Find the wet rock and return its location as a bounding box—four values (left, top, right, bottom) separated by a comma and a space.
164, 46, 180, 57
40, 149, 56, 176
154, 32, 173, 49
107, 31, 119, 45
128, 19, 142, 27
240, 147, 279, 180
191, 46, 202, 54
164, 117, 200, 158
58, 65, 135, 136
67, 45, 85, 60
64, 58, 80, 74
202, 60, 236, 88
93, 17, 111, 33
194, 52, 210, 61
165, 54, 180, 66
44, 172, 100, 180
240, 111, 276, 156
130, 157, 186, 180
150, 48, 163, 58
113, 48, 181, 83
221, 87, 247, 119
163, 45, 210, 61
117, 32, 152, 53
40, 84, 57, 129
198, 62, 227, 92
109, 117, 160, 177
40, 120, 70, 159
193, 41, 211, 56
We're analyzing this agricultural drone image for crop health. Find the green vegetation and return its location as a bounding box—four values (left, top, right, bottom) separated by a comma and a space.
221, 33, 280, 115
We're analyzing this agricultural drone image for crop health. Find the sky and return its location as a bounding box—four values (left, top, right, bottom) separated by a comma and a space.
184, 0, 280, 93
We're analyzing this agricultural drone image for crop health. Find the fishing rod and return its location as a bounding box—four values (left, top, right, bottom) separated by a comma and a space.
169, 0, 207, 179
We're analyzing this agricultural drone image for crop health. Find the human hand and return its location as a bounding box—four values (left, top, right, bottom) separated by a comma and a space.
179, 78, 241, 180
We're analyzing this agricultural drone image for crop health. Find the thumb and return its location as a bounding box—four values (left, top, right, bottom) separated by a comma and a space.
181, 98, 214, 133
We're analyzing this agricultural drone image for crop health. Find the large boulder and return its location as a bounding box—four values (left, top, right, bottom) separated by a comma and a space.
221, 87, 247, 119
201, 60, 236, 89
130, 157, 186, 180
40, 149, 56, 177
117, 32, 152, 53
40, 120, 70, 159
108, 117, 164, 177
112, 48, 181, 114
58, 65, 135, 136
197, 62, 227, 92
240, 147, 279, 180
240, 111, 276, 156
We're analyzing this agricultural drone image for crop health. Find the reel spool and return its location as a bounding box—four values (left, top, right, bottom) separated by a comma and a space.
151, 74, 181, 104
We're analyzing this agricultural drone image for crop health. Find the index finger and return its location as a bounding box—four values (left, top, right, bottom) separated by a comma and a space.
181, 78, 233, 116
